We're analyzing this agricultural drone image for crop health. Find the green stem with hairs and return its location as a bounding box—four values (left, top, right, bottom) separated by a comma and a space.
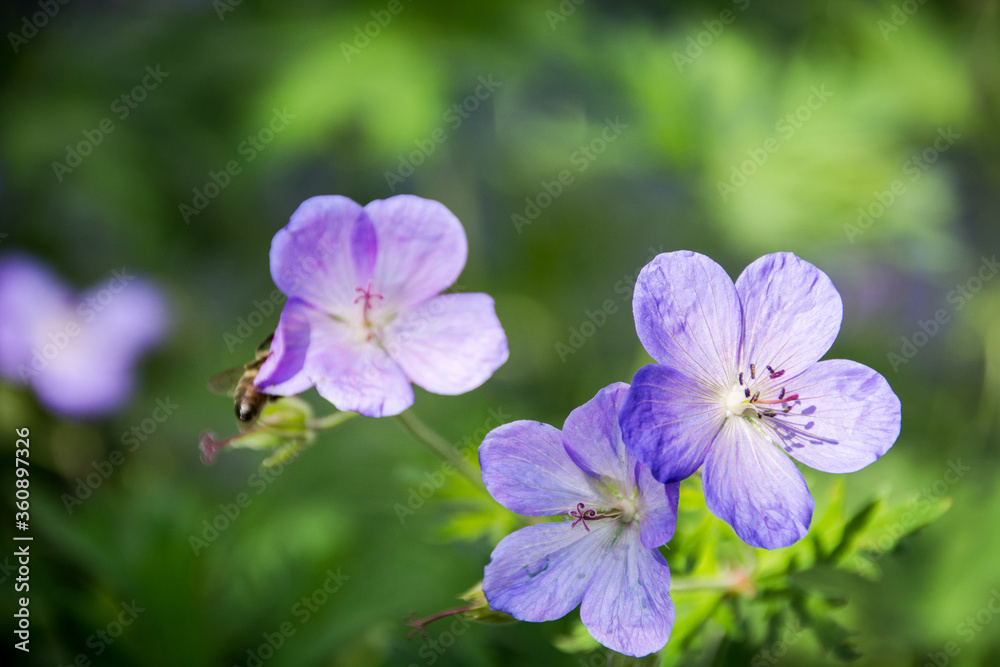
395, 410, 486, 490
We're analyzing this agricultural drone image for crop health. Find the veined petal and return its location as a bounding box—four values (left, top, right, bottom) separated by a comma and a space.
480, 421, 606, 516
735, 252, 842, 379
365, 195, 468, 311
483, 521, 610, 623
385, 292, 507, 396
561, 382, 632, 491
269, 195, 365, 317
580, 526, 674, 657
310, 336, 413, 418
635, 465, 680, 548
703, 418, 814, 549
254, 298, 314, 396
769, 359, 900, 473
619, 364, 725, 484
632, 251, 741, 392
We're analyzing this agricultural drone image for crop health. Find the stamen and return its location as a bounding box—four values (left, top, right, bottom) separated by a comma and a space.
763, 410, 776, 417
783, 405, 792, 413
769, 369, 785, 379
738, 372, 744, 386
778, 387, 785, 400
750, 391, 760, 403
570, 502, 598, 531
353, 280, 384, 327
744, 387, 751, 398
750, 363, 756, 379
766, 365, 775, 374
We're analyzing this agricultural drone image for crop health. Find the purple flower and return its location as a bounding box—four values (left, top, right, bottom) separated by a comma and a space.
0, 254, 169, 418
254, 195, 508, 418
480, 383, 678, 657
619, 251, 901, 550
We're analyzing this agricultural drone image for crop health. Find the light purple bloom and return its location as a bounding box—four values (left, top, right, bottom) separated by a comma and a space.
255, 195, 508, 418
480, 383, 678, 657
0, 254, 169, 418
619, 251, 901, 550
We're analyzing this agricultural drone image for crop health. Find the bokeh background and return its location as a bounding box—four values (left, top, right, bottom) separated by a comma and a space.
2, 0, 999, 665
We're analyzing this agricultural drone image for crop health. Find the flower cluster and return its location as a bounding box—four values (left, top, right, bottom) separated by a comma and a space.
207, 194, 900, 658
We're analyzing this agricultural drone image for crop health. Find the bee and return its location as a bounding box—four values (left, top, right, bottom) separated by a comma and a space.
207, 334, 276, 424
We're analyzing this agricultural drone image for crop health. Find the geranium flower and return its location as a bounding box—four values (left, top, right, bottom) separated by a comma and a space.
0, 254, 169, 418
254, 195, 508, 417
480, 383, 678, 657
619, 251, 901, 549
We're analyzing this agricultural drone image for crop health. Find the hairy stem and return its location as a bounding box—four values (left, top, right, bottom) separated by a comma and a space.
395, 411, 486, 490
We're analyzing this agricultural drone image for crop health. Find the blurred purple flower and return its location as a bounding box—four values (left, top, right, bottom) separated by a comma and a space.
255, 195, 508, 418
619, 251, 901, 549
0, 254, 169, 418
481, 383, 678, 658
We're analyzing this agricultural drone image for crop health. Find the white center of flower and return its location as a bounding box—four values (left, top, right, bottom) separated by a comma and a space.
618, 497, 637, 524
725, 384, 755, 418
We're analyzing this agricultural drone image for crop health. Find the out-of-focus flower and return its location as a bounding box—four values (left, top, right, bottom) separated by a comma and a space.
619, 251, 901, 549
480, 383, 678, 658
255, 195, 508, 418
0, 254, 169, 418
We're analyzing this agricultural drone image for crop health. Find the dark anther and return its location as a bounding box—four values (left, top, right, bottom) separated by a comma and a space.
744, 387, 751, 398
778, 387, 785, 400
750, 391, 760, 403
750, 363, 756, 379
763, 410, 776, 417
738, 372, 744, 386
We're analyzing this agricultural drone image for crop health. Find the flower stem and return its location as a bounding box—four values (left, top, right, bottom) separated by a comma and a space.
308, 411, 359, 431
395, 411, 485, 490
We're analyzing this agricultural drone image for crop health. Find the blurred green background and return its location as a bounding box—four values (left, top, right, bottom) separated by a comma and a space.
1, 0, 999, 665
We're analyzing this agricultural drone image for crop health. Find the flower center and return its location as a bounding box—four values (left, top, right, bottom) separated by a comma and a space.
724, 362, 799, 421
569, 498, 639, 531
353, 280, 384, 332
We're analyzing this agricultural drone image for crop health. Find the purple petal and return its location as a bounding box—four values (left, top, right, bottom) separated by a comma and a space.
734, 252, 842, 380
364, 195, 467, 311
770, 359, 901, 473
350, 211, 378, 284
27, 278, 169, 418
619, 364, 725, 484
254, 298, 314, 396
702, 419, 814, 549
385, 292, 507, 395
309, 332, 413, 418
269, 195, 365, 316
636, 466, 680, 548
580, 527, 674, 657
0, 255, 71, 381
560, 382, 632, 488
480, 421, 605, 516
483, 521, 612, 624
632, 251, 741, 391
